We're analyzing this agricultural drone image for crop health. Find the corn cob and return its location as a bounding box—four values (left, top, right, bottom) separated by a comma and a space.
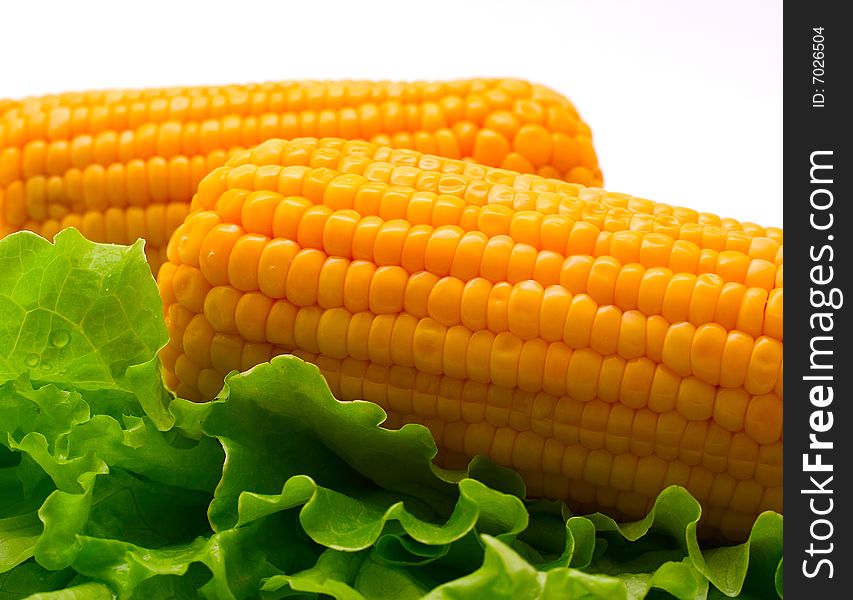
0, 79, 603, 271
158, 138, 783, 540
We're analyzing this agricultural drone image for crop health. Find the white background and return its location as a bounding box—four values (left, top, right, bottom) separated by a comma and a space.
1, 0, 782, 227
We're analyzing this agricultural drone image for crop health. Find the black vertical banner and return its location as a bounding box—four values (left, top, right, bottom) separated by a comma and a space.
784, 2, 853, 597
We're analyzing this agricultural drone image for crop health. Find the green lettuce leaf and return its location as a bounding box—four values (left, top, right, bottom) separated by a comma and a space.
0, 229, 783, 599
